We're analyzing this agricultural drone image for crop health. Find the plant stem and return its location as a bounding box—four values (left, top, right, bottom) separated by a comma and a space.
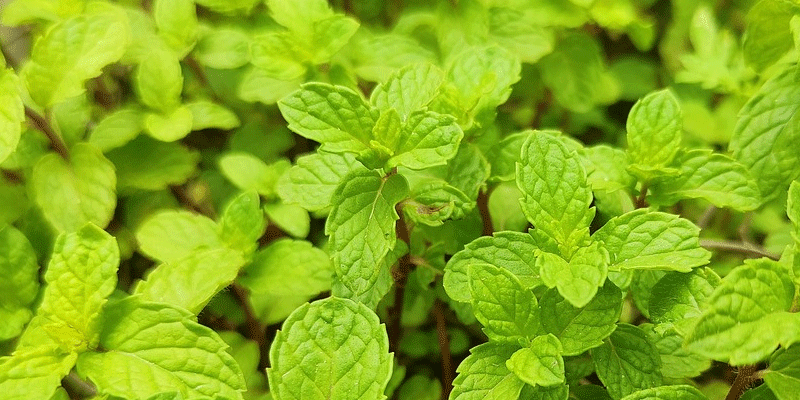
696, 205, 717, 229
25, 107, 70, 160
434, 299, 453, 400
725, 365, 759, 400
231, 284, 267, 366
477, 187, 494, 237
62, 371, 96, 399
634, 183, 649, 208
388, 210, 412, 353
699, 239, 780, 261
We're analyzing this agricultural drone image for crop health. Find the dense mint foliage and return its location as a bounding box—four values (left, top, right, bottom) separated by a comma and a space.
1, 0, 799, 399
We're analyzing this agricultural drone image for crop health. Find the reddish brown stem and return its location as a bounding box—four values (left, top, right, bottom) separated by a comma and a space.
435, 299, 454, 400
25, 107, 70, 160
725, 365, 759, 400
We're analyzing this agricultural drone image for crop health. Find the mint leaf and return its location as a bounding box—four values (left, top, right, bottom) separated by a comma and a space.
731, 68, 800, 200
370, 63, 444, 119
0, 224, 39, 340
517, 133, 594, 253
107, 136, 200, 192
144, 106, 193, 142
648, 268, 721, 336
540, 281, 623, 356
219, 191, 265, 255
76, 297, 245, 399
186, 100, 240, 131
489, 7, 554, 63
685, 259, 800, 365
642, 324, 711, 380
238, 239, 333, 299
31, 143, 116, 232
88, 107, 144, 152
625, 89, 682, 180
326, 170, 407, 307
39, 224, 119, 349
385, 110, 463, 170
307, 15, 359, 64
538, 242, 609, 308
620, 385, 707, 400
135, 49, 182, 112
0, 66, 23, 164
450, 343, 525, 400
277, 152, 365, 212
764, 344, 800, 399
267, 297, 392, 400
219, 153, 290, 199
266, 0, 334, 37
742, 0, 799, 72
0, 345, 78, 400
507, 334, 565, 387
446, 45, 521, 117
135, 210, 221, 263
593, 209, 711, 272
194, 0, 260, 15
22, 8, 129, 107
538, 33, 610, 113
444, 231, 544, 303
590, 324, 662, 400
279, 83, 377, 154
134, 248, 246, 314
263, 202, 310, 239
468, 263, 540, 342
649, 150, 762, 211
194, 27, 251, 69
153, 0, 197, 54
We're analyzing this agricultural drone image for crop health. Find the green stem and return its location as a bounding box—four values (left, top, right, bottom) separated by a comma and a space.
699, 239, 780, 261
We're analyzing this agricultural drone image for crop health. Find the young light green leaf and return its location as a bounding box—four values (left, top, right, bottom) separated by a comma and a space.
238, 239, 333, 298
731, 68, 800, 201
385, 110, 463, 170
186, 100, 241, 131
538, 33, 610, 113
31, 143, 116, 232
76, 297, 245, 399
582, 145, 635, 193
135, 247, 246, 314
88, 107, 144, 152
0, 225, 39, 340
450, 342, 525, 400
218, 153, 290, 199
593, 209, 711, 272
267, 297, 392, 400
370, 63, 445, 119
107, 136, 200, 192
194, 0, 260, 15
135, 209, 221, 263
0, 67, 23, 164
649, 150, 762, 211
641, 324, 712, 380
742, 0, 799, 72
507, 334, 565, 387
153, 0, 197, 55
237, 66, 303, 105
144, 106, 193, 142
263, 202, 310, 239
279, 83, 378, 154
487, 182, 528, 232
620, 385, 708, 400
590, 324, 662, 400
444, 231, 545, 303
194, 27, 251, 69
764, 344, 800, 399
219, 192, 265, 255
517, 133, 594, 253
648, 268, 721, 336
789, 181, 800, 236
489, 7, 554, 63
308, 15, 359, 64
0, 345, 78, 400
538, 242, 609, 308
625, 89, 682, 179
135, 49, 183, 112
468, 263, 540, 342
741, 385, 780, 400
22, 8, 129, 107
277, 152, 365, 212
39, 224, 119, 349
326, 170, 408, 307
685, 259, 800, 365
266, 0, 333, 36
540, 281, 623, 356
446, 45, 521, 117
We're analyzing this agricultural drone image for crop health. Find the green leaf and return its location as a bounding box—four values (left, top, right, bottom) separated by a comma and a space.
107, 136, 200, 192
237, 66, 303, 105
540, 280, 623, 356
648, 150, 762, 211
619, 385, 708, 400
731, 68, 800, 201
764, 344, 800, 399
88, 107, 144, 152
220, 191, 265, 255
218, 153, 290, 199
238, 239, 333, 298
266, 0, 333, 36
135, 247, 246, 314
144, 105, 193, 142
642, 324, 711, 380
450, 342, 525, 400
267, 297, 393, 400
538, 33, 611, 113
648, 268, 721, 336
326, 170, 408, 307
625, 89, 682, 180
489, 7, 554, 63
507, 334, 565, 387
397, 375, 441, 400
517, 133, 594, 253
487, 182, 528, 232
135, 209, 221, 263
590, 324, 662, 400
263, 202, 310, 239
194, 27, 251, 69
39, 224, 119, 349
135, 49, 183, 112
444, 231, 544, 303
593, 209, 711, 272
582, 145, 635, 193
279, 83, 377, 154
370, 63, 445, 119
384, 110, 463, 170
307, 15, 359, 64
1, 0, 84, 26
538, 242, 609, 308
742, 385, 780, 400
0, 345, 78, 400
153, 0, 197, 55
186, 100, 240, 131
22, 8, 129, 107
0, 225, 39, 340
446, 45, 521, 117
194, 0, 260, 15
76, 297, 245, 399
789, 181, 800, 236
743, 0, 800, 72
685, 259, 800, 365
0, 67, 23, 164
277, 152, 365, 212
468, 263, 540, 343
31, 143, 116, 232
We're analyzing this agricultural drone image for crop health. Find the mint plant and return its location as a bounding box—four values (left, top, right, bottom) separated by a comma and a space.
1, 0, 800, 399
